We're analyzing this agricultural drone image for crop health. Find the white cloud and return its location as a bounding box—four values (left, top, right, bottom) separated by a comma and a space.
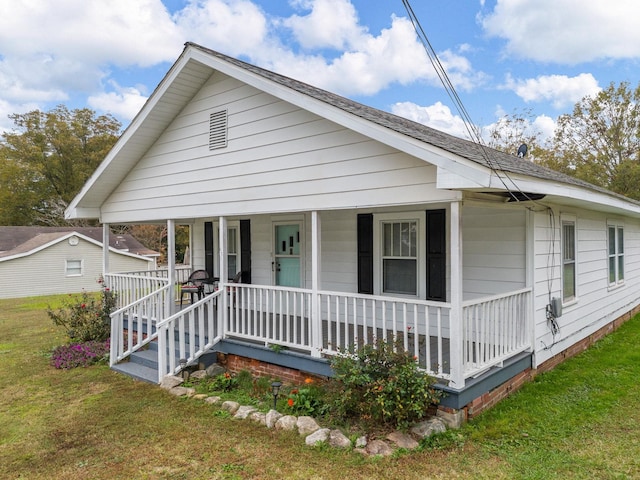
88, 82, 149, 122
283, 0, 365, 50
481, 0, 640, 63
391, 101, 470, 139
173, 0, 270, 57
503, 73, 601, 109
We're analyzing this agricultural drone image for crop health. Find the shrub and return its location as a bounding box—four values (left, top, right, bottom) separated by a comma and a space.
330, 339, 442, 430
48, 283, 116, 343
50, 340, 110, 369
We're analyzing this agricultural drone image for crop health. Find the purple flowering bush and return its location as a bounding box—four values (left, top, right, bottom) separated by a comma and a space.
50, 339, 110, 369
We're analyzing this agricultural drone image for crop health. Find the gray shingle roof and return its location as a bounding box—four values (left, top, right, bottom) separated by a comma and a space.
188, 42, 638, 206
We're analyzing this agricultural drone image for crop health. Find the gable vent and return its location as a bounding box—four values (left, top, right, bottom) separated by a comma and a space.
209, 109, 228, 150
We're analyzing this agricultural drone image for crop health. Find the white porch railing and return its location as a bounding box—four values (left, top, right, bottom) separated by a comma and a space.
106, 272, 171, 309
108, 267, 191, 303
461, 287, 532, 378
318, 291, 452, 380
156, 289, 224, 381
109, 283, 172, 365
107, 273, 532, 388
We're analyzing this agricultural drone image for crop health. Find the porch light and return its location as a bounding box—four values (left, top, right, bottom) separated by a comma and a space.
271, 381, 282, 410
179, 358, 189, 380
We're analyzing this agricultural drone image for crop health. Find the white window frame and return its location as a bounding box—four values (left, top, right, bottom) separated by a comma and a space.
373, 211, 425, 298
607, 221, 625, 287
65, 259, 83, 277
214, 221, 241, 281
561, 215, 577, 304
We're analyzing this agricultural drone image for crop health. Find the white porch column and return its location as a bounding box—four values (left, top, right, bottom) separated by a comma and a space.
449, 201, 465, 388
311, 211, 322, 357
167, 220, 176, 316
102, 223, 110, 276
218, 216, 228, 337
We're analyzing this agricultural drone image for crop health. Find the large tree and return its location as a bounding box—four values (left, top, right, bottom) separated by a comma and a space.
537, 82, 640, 198
0, 105, 121, 225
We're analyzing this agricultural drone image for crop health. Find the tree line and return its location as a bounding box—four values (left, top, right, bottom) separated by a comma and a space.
1, 82, 639, 252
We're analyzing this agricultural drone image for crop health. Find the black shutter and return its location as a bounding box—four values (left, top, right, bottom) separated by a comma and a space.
240, 219, 251, 284
357, 213, 374, 294
204, 221, 214, 278
426, 209, 446, 301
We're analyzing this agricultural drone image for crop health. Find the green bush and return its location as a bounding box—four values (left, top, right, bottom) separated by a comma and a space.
47, 285, 116, 343
330, 339, 442, 430
285, 383, 328, 417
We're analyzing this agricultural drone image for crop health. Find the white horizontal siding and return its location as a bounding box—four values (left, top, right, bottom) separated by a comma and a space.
100, 73, 456, 223
462, 205, 527, 299
533, 206, 640, 366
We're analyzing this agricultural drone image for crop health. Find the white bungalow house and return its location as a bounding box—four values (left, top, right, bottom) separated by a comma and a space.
66, 43, 640, 418
0, 226, 157, 299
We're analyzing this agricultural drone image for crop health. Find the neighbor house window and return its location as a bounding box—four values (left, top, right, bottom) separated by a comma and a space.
608, 223, 624, 285
562, 220, 576, 302
382, 220, 418, 295
66, 259, 83, 276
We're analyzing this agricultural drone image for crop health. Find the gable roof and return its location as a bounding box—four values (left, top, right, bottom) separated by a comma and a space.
66, 42, 640, 220
0, 226, 158, 260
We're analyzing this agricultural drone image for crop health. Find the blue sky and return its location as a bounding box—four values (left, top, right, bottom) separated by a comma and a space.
1, 0, 638, 143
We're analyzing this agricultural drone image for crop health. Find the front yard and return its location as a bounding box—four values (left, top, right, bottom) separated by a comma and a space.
1, 295, 639, 479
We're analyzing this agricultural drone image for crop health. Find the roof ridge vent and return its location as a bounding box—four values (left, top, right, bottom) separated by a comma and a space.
209, 109, 228, 150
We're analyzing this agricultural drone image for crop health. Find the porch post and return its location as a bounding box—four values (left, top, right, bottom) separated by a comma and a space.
311, 211, 322, 357
167, 220, 176, 316
219, 216, 228, 338
449, 201, 465, 388
102, 223, 110, 277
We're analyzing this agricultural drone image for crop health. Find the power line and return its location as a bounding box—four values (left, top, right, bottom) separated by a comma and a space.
400, 0, 533, 202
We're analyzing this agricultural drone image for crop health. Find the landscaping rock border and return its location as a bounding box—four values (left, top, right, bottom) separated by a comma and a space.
160, 374, 449, 456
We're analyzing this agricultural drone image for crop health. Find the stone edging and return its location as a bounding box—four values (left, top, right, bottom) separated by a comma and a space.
160, 374, 449, 456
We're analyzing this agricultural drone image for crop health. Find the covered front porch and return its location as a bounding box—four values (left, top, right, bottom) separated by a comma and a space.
104, 201, 534, 393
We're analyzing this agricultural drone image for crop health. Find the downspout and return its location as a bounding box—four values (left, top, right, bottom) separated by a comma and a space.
449, 201, 465, 388
102, 223, 110, 278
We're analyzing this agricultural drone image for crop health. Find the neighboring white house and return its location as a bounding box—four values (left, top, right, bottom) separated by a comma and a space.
65, 43, 640, 418
0, 227, 157, 299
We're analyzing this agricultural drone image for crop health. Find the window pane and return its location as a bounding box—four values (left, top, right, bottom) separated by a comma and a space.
609, 257, 616, 284
563, 223, 575, 261
618, 227, 624, 254
608, 227, 616, 255
393, 223, 400, 256
618, 256, 624, 281
228, 255, 237, 279
383, 223, 392, 256
383, 259, 417, 295
563, 263, 575, 300
227, 228, 237, 254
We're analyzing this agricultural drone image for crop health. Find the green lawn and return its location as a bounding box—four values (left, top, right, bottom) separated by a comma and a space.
1, 295, 639, 479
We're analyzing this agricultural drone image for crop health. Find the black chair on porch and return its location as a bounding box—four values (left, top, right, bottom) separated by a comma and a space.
180, 269, 213, 306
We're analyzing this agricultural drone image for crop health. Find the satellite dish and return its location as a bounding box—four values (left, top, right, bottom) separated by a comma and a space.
517, 143, 528, 158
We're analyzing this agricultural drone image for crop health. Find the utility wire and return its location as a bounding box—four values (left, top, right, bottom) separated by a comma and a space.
400, 0, 531, 201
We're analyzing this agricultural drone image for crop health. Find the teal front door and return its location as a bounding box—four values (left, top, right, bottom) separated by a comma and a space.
274, 223, 301, 287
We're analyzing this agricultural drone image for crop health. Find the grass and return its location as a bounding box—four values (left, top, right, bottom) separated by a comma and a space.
1, 295, 640, 479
